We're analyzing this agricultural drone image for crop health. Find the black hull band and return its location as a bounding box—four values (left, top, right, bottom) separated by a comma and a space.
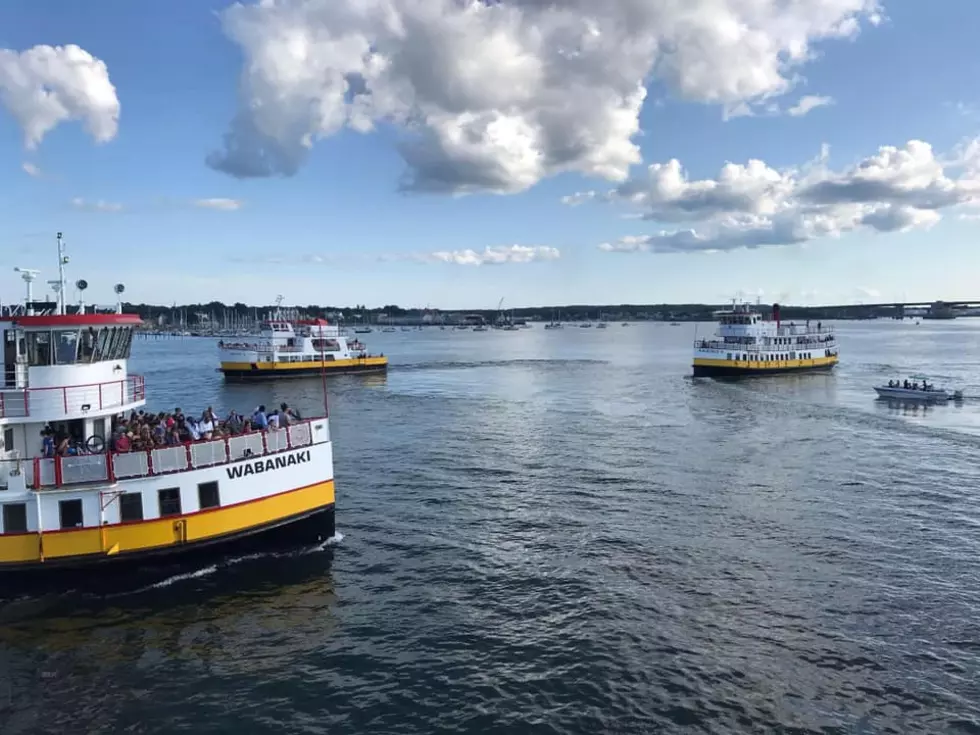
222, 364, 387, 381
693, 363, 837, 378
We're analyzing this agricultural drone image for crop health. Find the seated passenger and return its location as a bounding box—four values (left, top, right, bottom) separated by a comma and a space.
280, 403, 301, 423
267, 409, 281, 430
252, 405, 269, 430
198, 411, 214, 441
225, 410, 244, 435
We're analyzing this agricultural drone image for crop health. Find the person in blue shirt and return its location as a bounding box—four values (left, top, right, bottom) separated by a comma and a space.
41, 429, 55, 457
252, 405, 269, 430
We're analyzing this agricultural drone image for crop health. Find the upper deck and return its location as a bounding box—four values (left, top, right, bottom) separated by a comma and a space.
1, 312, 146, 422
697, 302, 837, 354
218, 318, 356, 361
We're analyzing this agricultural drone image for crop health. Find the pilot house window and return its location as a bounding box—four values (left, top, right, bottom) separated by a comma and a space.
26, 331, 51, 366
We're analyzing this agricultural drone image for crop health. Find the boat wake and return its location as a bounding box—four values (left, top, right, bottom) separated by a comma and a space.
395, 358, 607, 372
128, 531, 345, 593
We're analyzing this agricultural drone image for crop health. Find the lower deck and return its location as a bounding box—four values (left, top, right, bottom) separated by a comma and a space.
220, 355, 388, 380
693, 353, 839, 377
0, 421, 334, 568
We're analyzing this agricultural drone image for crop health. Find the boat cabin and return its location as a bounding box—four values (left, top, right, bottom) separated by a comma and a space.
0, 313, 145, 490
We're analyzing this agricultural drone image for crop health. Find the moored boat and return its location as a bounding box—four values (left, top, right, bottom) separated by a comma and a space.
218, 313, 387, 380
693, 301, 839, 377
0, 237, 337, 576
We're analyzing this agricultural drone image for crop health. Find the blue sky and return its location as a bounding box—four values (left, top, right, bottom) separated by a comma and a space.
1, 0, 979, 310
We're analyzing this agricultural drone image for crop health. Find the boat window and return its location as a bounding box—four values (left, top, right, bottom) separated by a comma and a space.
115, 327, 134, 360
78, 327, 98, 363
26, 331, 52, 366
53, 329, 80, 364
2, 503, 27, 533
120, 492, 143, 522
103, 327, 120, 360
110, 327, 133, 360
92, 327, 113, 362
158, 488, 182, 517
312, 338, 340, 352
59, 499, 84, 529
198, 481, 220, 510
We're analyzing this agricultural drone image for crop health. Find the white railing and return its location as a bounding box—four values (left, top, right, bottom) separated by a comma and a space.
0, 375, 145, 419
28, 418, 328, 489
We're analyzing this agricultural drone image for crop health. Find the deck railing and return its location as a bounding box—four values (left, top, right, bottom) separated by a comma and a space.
0, 375, 145, 419
695, 336, 837, 352
19, 418, 326, 490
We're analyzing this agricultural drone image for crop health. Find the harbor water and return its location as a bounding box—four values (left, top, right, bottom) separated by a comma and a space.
3, 320, 980, 733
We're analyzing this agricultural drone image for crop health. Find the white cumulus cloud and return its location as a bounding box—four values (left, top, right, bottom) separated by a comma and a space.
591, 138, 980, 254
0, 44, 119, 149
21, 162, 41, 177
208, 0, 881, 193
787, 95, 835, 117
425, 245, 560, 266
193, 198, 243, 210
71, 197, 123, 213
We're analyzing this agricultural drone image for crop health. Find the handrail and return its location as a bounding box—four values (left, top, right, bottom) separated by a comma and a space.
24, 417, 327, 490
0, 374, 145, 419
695, 337, 836, 351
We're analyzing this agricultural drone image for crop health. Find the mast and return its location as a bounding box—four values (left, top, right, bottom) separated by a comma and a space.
56, 231, 68, 315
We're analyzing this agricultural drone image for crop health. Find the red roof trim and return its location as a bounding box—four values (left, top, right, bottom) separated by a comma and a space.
10, 314, 143, 327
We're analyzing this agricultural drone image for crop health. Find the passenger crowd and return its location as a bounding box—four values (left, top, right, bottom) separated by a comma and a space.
107, 403, 303, 453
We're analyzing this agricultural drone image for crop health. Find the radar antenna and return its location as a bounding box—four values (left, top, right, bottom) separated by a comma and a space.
13, 267, 41, 315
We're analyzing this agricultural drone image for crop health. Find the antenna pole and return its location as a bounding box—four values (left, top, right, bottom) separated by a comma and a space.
56, 232, 67, 316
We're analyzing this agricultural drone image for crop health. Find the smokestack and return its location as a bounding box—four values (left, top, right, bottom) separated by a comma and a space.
773, 303, 781, 327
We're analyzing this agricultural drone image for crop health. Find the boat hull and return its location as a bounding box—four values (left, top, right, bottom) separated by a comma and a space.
692, 361, 837, 378
874, 387, 952, 401
0, 503, 335, 581
221, 357, 388, 381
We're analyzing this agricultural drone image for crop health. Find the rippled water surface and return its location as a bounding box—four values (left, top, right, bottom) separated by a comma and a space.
3, 320, 980, 733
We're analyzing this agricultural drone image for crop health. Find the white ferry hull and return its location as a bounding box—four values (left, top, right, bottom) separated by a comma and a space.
874, 387, 955, 402
0, 421, 335, 575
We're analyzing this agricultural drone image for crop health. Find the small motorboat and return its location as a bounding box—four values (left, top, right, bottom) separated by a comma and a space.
874, 375, 963, 402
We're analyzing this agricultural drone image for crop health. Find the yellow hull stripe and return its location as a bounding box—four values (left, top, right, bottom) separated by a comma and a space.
220, 357, 388, 371
693, 355, 838, 370
0, 480, 334, 565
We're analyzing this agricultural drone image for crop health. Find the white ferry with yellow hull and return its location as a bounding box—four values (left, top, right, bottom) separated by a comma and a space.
0, 240, 335, 576
693, 302, 839, 377
219, 316, 387, 381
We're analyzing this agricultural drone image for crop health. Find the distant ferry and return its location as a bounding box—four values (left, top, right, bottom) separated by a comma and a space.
219, 314, 387, 381
693, 302, 838, 377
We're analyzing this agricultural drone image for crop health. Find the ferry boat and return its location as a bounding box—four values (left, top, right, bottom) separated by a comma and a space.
693, 302, 838, 377
218, 315, 387, 381
0, 239, 336, 575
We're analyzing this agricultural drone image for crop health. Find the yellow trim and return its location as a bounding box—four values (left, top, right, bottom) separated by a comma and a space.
693, 355, 838, 370
220, 356, 388, 371
0, 480, 334, 566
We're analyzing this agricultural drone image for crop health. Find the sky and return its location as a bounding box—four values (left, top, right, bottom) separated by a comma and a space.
1, 0, 979, 310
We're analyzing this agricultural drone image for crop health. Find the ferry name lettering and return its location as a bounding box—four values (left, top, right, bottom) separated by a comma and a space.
226, 450, 311, 479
